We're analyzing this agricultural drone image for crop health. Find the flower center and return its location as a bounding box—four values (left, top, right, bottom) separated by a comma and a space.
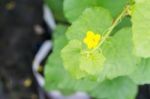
83, 31, 101, 49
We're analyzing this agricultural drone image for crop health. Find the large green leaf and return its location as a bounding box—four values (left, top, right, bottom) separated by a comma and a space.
129, 58, 150, 85
99, 28, 139, 81
66, 7, 113, 41
91, 77, 137, 99
61, 7, 112, 79
64, 0, 128, 22
132, 1, 150, 58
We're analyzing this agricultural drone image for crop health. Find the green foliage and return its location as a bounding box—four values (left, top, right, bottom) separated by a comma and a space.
64, 0, 96, 23
61, 7, 112, 79
44, 0, 150, 99
132, 0, 150, 58
98, 0, 128, 18
90, 77, 137, 99
62, 7, 139, 81
129, 58, 150, 85
61, 39, 106, 79
66, 7, 113, 41
61, 40, 87, 79
44, 25, 68, 90
64, 0, 128, 23
99, 28, 140, 80
45, 29, 137, 97
135, 0, 147, 3
80, 51, 105, 77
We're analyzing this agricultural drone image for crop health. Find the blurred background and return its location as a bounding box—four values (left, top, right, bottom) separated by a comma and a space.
0, 0, 49, 98
0, 0, 150, 99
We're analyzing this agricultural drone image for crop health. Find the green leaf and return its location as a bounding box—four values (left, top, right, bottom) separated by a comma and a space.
61, 40, 87, 79
45, 0, 66, 22
129, 58, 150, 85
66, 7, 113, 41
61, 39, 106, 79
91, 77, 137, 99
98, 0, 128, 18
63, 0, 96, 23
135, 0, 147, 3
53, 25, 68, 52
80, 51, 105, 76
99, 28, 139, 80
132, 1, 150, 58
64, 0, 128, 22
61, 7, 112, 79
44, 25, 68, 90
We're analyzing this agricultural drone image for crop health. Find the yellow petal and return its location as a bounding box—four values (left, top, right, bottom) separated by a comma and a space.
83, 31, 101, 49
87, 31, 94, 37
88, 42, 94, 49
95, 34, 101, 42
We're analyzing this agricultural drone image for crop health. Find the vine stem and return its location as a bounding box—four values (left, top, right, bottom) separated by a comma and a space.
91, 6, 129, 53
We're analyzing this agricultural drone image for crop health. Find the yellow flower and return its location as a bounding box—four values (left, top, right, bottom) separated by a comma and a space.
83, 31, 101, 49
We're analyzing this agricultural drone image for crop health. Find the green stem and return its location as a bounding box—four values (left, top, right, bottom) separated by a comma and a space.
91, 6, 129, 53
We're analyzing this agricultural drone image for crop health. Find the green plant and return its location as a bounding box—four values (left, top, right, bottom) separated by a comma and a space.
45, 0, 150, 99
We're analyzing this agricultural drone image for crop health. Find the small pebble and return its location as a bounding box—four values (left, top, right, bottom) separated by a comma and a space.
24, 78, 32, 87
6, 1, 15, 10
34, 25, 45, 35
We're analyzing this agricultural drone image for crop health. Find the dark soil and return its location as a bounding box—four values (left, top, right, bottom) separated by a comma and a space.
0, 0, 47, 99
136, 85, 150, 99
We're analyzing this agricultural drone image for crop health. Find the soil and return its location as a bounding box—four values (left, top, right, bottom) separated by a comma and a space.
0, 0, 150, 99
0, 0, 49, 99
